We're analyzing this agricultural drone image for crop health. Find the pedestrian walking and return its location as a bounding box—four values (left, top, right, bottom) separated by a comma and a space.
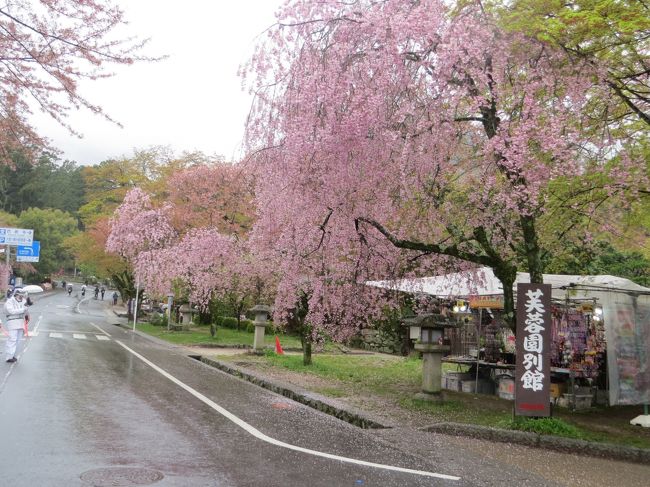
4, 288, 30, 363
94, 286, 99, 299
112, 291, 119, 305
100, 286, 105, 300
81, 284, 86, 297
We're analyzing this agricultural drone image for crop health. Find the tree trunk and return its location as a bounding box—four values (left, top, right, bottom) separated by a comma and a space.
492, 263, 517, 331
301, 329, 313, 366
520, 214, 544, 283
236, 301, 243, 331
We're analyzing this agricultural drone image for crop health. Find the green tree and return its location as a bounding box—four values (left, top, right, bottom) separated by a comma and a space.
545, 240, 650, 286
25, 155, 86, 215
16, 208, 79, 280
0, 210, 18, 227
494, 0, 650, 128
0, 151, 37, 214
0, 151, 86, 217
78, 148, 199, 226
78, 158, 150, 226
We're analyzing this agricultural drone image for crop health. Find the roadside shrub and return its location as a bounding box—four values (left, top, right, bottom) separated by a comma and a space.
243, 319, 255, 333
149, 313, 168, 328
497, 417, 585, 439
221, 316, 239, 329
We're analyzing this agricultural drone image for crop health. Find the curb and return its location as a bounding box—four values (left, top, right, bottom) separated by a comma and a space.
190, 343, 303, 352
198, 356, 389, 430
423, 422, 650, 464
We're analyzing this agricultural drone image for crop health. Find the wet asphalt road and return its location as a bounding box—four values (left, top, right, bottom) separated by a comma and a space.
0, 291, 569, 487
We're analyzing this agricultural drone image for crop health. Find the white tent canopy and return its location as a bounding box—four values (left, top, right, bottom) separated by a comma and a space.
366, 267, 650, 298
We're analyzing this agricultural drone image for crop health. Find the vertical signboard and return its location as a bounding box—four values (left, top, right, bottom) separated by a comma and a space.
516, 283, 552, 416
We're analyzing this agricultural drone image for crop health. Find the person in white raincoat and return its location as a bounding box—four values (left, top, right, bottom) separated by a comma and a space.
4, 288, 30, 363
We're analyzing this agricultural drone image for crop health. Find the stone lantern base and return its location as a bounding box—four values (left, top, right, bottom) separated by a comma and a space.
414, 391, 445, 403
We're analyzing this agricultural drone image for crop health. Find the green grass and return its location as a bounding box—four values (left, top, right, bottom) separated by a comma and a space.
313, 386, 348, 398
261, 352, 423, 393
496, 417, 586, 439
135, 322, 303, 348
400, 395, 513, 426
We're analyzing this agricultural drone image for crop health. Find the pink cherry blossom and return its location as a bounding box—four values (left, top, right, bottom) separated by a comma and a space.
242, 0, 644, 329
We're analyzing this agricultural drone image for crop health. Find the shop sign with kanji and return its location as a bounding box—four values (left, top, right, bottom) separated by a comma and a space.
515, 283, 551, 416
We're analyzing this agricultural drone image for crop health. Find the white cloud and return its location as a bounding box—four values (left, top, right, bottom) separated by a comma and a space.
32, 0, 282, 165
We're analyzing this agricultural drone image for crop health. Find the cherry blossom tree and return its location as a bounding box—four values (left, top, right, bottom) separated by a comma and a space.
106, 168, 271, 324
105, 187, 175, 314
0, 1, 150, 160
243, 0, 644, 328
166, 162, 255, 236
105, 188, 175, 262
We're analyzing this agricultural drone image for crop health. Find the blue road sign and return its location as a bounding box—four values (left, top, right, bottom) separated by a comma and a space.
16, 240, 40, 262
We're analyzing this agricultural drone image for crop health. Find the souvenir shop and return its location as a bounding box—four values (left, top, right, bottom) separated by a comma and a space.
368, 268, 650, 408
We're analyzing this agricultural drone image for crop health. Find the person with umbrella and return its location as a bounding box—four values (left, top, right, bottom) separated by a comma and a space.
3, 288, 31, 363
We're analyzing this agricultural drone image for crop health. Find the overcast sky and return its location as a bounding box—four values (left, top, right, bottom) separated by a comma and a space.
32, 0, 283, 166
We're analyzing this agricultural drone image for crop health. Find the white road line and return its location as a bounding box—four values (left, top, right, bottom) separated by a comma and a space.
96, 335, 110, 341
49, 333, 63, 338
75, 297, 89, 314
89, 322, 110, 337
34, 315, 42, 334
41, 330, 96, 334
73, 333, 86, 339
115, 340, 460, 481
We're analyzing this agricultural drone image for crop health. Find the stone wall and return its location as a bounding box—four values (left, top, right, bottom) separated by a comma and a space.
359, 328, 403, 354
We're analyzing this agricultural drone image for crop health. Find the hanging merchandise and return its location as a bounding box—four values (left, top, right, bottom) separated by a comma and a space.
550, 304, 606, 378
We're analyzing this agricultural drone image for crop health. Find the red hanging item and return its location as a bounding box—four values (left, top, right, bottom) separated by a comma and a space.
23, 317, 29, 337
274, 335, 284, 355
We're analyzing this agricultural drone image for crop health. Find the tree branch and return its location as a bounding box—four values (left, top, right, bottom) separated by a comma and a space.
355, 217, 497, 267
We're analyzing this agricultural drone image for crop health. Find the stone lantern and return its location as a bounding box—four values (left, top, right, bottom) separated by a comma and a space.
178, 304, 193, 330
403, 313, 458, 402
250, 304, 272, 353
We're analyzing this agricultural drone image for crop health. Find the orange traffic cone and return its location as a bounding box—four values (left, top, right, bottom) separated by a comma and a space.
274, 335, 284, 355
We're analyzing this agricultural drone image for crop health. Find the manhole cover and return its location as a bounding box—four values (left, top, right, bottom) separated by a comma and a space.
80, 467, 164, 486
